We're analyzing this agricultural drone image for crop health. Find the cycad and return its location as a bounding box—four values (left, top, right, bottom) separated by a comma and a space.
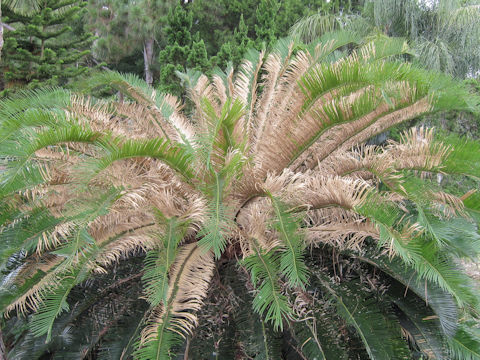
1, 34, 480, 359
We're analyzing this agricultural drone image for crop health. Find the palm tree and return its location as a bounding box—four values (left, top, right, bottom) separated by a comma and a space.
290, 0, 480, 78
1, 35, 480, 359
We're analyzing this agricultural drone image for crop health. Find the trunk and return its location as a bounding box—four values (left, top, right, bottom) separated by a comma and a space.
143, 38, 154, 86
0, 1, 3, 60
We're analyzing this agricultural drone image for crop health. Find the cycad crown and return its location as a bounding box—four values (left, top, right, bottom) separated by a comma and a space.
1, 34, 480, 359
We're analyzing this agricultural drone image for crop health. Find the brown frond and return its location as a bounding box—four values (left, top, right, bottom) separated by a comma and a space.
5, 270, 62, 315
305, 221, 378, 251
163, 94, 196, 144
68, 95, 113, 133
13, 255, 61, 285
383, 126, 451, 171
236, 199, 280, 254
140, 243, 214, 343
35, 221, 76, 254
334, 97, 432, 156
233, 51, 264, 144
380, 222, 424, 258
430, 191, 466, 217
253, 43, 294, 150
305, 207, 377, 250
294, 175, 372, 211
95, 232, 158, 267
261, 169, 306, 204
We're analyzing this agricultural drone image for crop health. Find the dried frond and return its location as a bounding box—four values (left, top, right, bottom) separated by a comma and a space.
96, 233, 158, 267
430, 191, 466, 217
306, 220, 378, 251
335, 97, 432, 155
295, 175, 372, 211
138, 244, 214, 356
5, 269, 62, 315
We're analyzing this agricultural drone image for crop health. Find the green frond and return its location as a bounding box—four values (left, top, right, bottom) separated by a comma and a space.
268, 195, 309, 289
82, 71, 157, 106
463, 191, 480, 222
176, 68, 203, 90
87, 137, 195, 181
289, 13, 346, 43
0, 124, 103, 196
142, 218, 183, 307
0, 164, 48, 201
417, 210, 480, 259
355, 189, 478, 309
0, 207, 63, 267
0, 87, 70, 120
197, 173, 229, 259
30, 266, 89, 342
257, 319, 283, 360
315, 276, 411, 360
0, 260, 58, 315
135, 244, 214, 360
52, 187, 122, 264
359, 36, 412, 62
448, 326, 480, 360
440, 134, 480, 178
308, 30, 363, 62
290, 301, 349, 360
388, 281, 449, 359
0, 108, 64, 148
410, 242, 478, 308
97, 306, 148, 360
242, 242, 292, 332
357, 251, 459, 337
196, 97, 245, 172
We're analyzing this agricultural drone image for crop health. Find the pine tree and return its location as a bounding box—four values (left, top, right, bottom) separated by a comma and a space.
0, 0, 93, 93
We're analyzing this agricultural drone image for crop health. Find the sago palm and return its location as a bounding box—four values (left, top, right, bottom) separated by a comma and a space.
1, 34, 480, 359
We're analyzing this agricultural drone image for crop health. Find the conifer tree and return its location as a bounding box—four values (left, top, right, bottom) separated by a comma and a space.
0, 0, 92, 93
187, 34, 209, 73
254, 0, 280, 49
215, 14, 251, 68
159, 4, 209, 96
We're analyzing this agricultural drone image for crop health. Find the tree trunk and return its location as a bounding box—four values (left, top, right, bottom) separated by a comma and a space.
0, 0, 4, 60
143, 38, 154, 86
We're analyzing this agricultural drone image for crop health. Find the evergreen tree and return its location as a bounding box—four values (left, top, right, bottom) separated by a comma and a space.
88, 0, 176, 85
215, 14, 251, 68
187, 34, 209, 73
254, 0, 280, 49
0, 0, 93, 93
159, 4, 209, 96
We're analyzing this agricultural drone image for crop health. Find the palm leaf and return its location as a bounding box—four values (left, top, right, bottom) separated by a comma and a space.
142, 217, 184, 307
30, 266, 89, 342
268, 195, 309, 289
388, 281, 448, 359
86, 137, 195, 181
135, 243, 214, 360
315, 276, 411, 360
448, 326, 480, 360
356, 251, 459, 337
197, 173, 229, 259
242, 240, 292, 331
